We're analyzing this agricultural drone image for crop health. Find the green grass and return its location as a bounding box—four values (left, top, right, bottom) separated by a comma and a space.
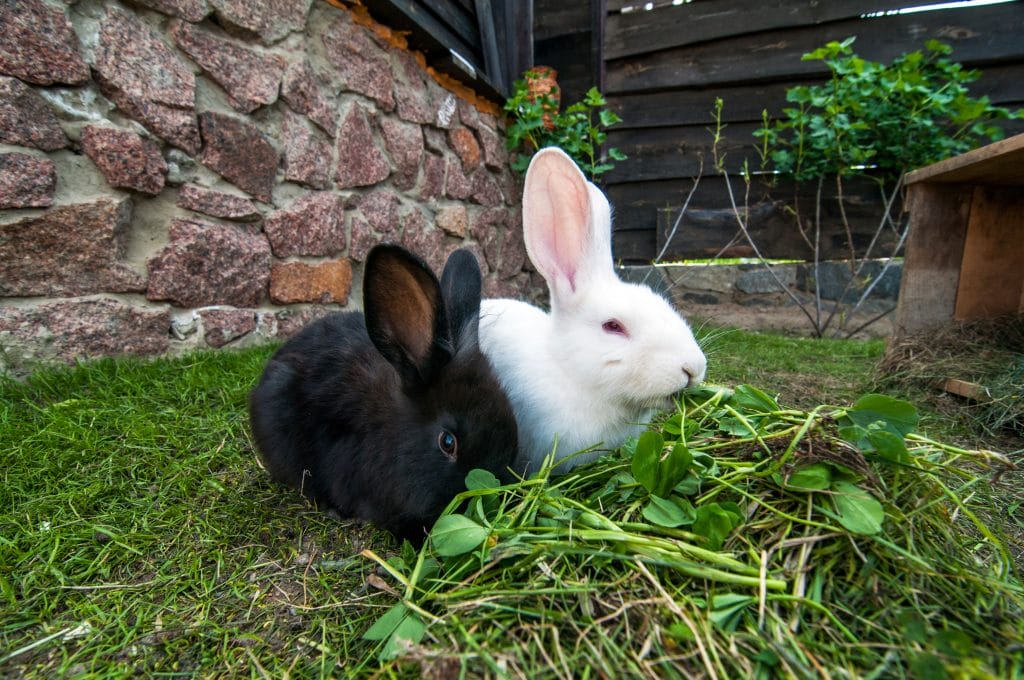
2, 329, 1021, 677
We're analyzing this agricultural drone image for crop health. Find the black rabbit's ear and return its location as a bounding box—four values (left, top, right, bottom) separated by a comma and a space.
364, 245, 450, 386
440, 249, 482, 347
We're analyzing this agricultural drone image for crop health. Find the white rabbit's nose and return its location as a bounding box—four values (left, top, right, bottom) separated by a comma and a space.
682, 363, 706, 387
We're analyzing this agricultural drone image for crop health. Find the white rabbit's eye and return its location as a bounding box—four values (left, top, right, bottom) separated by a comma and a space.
437, 430, 458, 460
602, 319, 629, 337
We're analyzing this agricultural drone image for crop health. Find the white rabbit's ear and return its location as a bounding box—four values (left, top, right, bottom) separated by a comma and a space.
523, 148, 613, 301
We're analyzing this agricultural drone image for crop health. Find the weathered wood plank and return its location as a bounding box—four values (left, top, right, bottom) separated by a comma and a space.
605, 3, 1024, 94
604, 121, 767, 181
894, 183, 972, 336
605, 0, 897, 60
607, 174, 902, 261
606, 64, 1024, 130
906, 133, 1024, 186
954, 185, 1024, 319
534, 0, 593, 40
474, 0, 502, 91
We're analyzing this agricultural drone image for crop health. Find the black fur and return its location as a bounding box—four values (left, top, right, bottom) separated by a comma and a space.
249, 245, 517, 542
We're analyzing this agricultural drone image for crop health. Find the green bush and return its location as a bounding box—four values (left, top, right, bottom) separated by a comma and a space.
755, 37, 1022, 181
504, 70, 626, 179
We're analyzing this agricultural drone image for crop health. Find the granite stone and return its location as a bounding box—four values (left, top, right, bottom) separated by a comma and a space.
0, 0, 89, 86
281, 60, 335, 136
380, 116, 423, 191
0, 299, 170, 364
81, 125, 168, 196
356, 189, 400, 236
335, 104, 389, 188
393, 51, 434, 125
264, 192, 345, 257
347, 217, 376, 262
0, 153, 56, 209
418, 153, 444, 201
282, 111, 331, 190
93, 7, 200, 153
146, 218, 271, 307
444, 154, 471, 200
0, 198, 145, 295
171, 20, 285, 114
199, 308, 257, 347
270, 259, 352, 304
198, 112, 278, 202
133, 0, 211, 22
208, 0, 312, 45
0, 77, 68, 151
322, 14, 395, 111
176, 184, 261, 221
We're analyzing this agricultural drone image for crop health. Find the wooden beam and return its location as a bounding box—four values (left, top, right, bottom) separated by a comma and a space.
906, 133, 1024, 187
893, 183, 972, 337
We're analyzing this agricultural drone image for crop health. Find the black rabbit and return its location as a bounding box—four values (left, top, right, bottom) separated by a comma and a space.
249, 244, 518, 542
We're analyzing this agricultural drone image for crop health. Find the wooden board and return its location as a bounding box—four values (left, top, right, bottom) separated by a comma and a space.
894, 183, 972, 336
604, 3, 1024, 94
954, 185, 1024, 319
606, 174, 903, 262
607, 64, 1024, 130
605, 0, 896, 60
906, 133, 1024, 187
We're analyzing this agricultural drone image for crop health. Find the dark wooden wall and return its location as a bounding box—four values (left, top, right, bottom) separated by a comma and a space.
597, 0, 1024, 263
362, 0, 532, 98
532, 0, 603, 108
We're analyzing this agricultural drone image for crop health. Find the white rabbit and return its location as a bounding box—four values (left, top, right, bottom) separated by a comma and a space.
480, 147, 707, 473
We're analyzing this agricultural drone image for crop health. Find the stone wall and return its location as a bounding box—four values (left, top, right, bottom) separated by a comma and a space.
0, 0, 536, 371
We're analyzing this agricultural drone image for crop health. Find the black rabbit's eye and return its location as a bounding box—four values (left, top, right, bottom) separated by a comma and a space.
437, 430, 458, 460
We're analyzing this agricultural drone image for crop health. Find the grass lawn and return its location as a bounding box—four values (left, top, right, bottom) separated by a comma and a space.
2, 327, 1021, 677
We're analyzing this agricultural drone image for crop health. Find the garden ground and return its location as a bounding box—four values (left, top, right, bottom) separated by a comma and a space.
1, 323, 1021, 677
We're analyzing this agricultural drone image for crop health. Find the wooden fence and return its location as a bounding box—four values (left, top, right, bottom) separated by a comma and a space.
591, 0, 1024, 263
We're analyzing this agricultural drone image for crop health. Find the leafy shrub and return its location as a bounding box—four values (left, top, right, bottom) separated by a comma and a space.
504, 70, 626, 179
755, 37, 1022, 181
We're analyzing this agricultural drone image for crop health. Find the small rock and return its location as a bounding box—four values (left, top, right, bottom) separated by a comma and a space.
448, 127, 481, 169
199, 308, 257, 347
435, 205, 467, 238
176, 184, 260, 222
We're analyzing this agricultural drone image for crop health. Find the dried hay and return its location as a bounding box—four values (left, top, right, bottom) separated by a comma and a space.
877, 315, 1024, 438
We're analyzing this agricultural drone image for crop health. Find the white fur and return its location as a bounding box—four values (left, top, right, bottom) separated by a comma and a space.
479, 148, 707, 473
